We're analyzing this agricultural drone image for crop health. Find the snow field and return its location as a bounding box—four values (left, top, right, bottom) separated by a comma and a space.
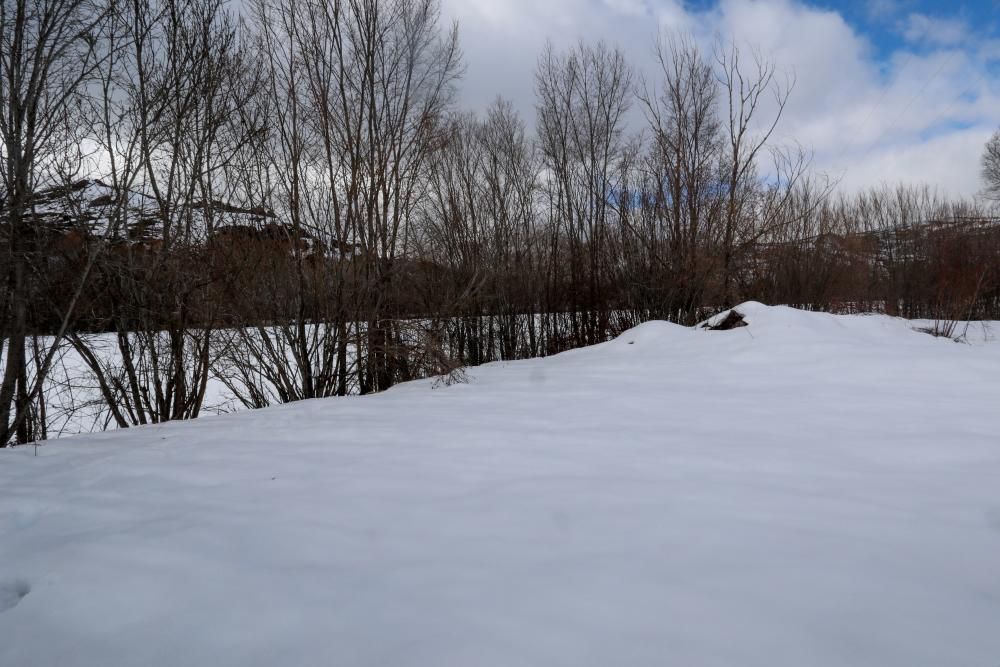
1, 303, 999, 666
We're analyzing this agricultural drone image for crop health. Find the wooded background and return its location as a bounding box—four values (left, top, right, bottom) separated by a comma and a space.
2, 0, 998, 445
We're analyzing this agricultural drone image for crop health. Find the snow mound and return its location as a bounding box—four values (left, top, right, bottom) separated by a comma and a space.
2, 304, 999, 666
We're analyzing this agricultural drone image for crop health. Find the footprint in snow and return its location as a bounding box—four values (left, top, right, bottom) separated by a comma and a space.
0, 579, 30, 613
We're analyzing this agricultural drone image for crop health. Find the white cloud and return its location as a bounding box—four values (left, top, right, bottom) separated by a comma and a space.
900, 13, 968, 46
866, 0, 901, 21
441, 0, 1000, 197
830, 126, 995, 196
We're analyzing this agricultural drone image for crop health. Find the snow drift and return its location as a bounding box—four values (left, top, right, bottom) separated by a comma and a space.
1, 303, 999, 666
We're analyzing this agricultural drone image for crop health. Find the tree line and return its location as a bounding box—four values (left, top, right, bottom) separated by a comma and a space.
2, 0, 999, 445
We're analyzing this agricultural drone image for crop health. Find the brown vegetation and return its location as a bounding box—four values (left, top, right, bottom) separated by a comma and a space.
2, 0, 998, 445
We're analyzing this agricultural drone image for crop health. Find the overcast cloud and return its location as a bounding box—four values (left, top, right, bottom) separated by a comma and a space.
439, 0, 1000, 197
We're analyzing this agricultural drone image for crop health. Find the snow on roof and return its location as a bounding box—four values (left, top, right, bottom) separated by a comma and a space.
0, 179, 278, 242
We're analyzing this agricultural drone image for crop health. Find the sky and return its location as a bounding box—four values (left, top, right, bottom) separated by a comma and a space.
439, 0, 1000, 197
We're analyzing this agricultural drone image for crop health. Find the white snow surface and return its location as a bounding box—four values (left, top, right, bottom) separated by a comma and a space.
2, 303, 1000, 666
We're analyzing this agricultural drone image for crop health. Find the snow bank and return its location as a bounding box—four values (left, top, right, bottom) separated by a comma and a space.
2, 304, 999, 666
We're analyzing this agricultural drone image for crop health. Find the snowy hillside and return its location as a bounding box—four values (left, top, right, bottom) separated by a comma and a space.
2, 303, 999, 666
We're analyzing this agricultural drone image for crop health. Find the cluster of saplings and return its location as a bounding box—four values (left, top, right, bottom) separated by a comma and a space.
2, 0, 999, 445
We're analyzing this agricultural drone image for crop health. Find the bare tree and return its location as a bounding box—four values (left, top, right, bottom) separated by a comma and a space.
5, 2, 999, 445
0, 0, 109, 445
211, 0, 349, 408
417, 100, 543, 364
636, 35, 722, 322
69, 0, 261, 427
536, 40, 633, 345
212, 0, 464, 408
715, 41, 796, 305
982, 129, 1000, 202
297, 0, 461, 394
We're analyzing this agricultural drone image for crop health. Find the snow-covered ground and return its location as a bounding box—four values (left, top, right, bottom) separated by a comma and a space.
2, 303, 999, 666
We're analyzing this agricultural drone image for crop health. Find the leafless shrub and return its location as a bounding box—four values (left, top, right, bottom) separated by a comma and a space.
6, 5, 1000, 442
